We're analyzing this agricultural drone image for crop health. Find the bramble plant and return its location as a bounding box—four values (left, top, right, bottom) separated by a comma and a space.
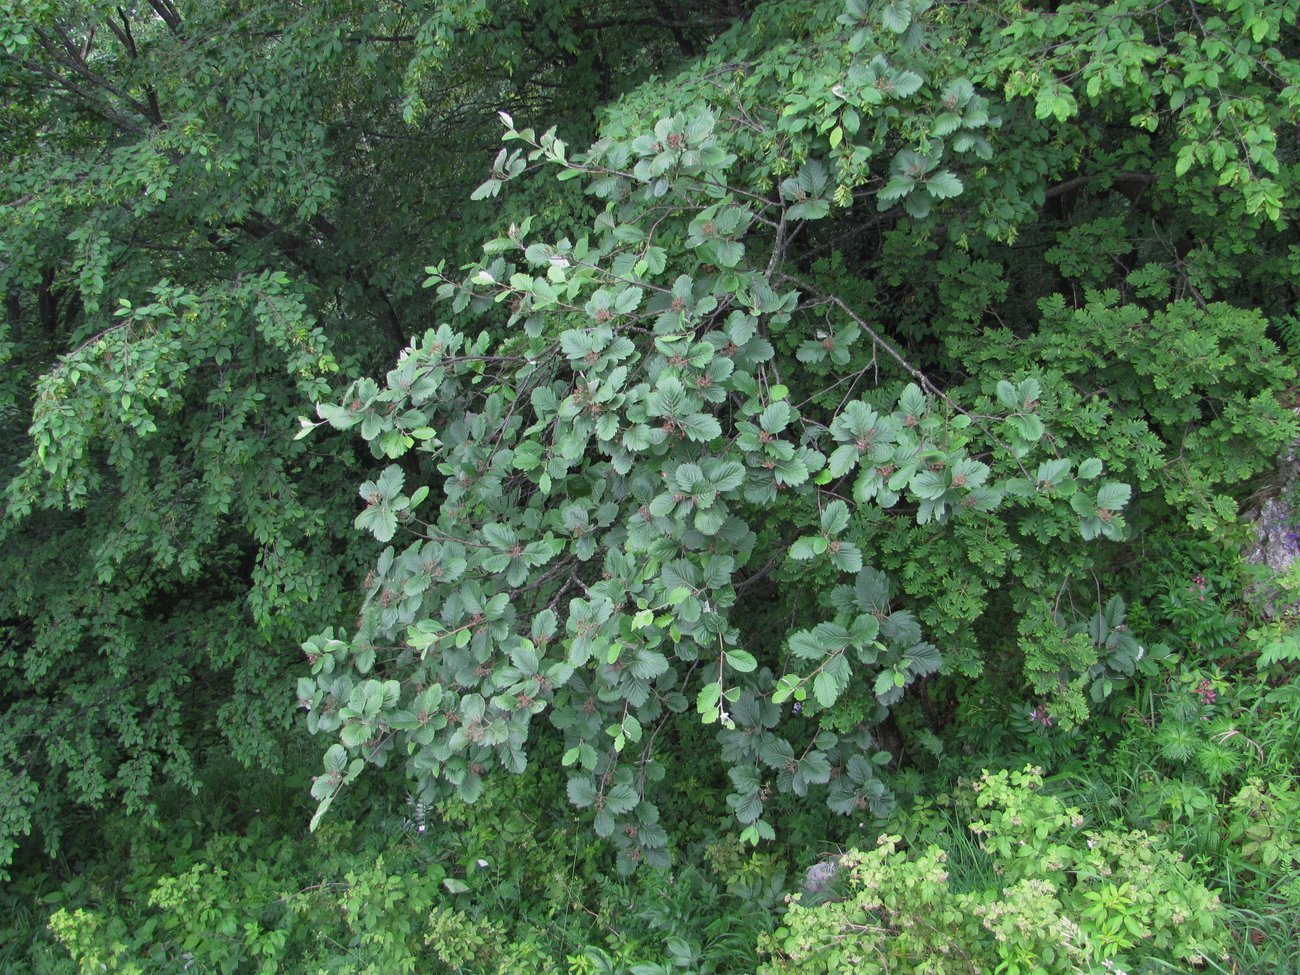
295, 0, 1300, 864
296, 2, 1151, 862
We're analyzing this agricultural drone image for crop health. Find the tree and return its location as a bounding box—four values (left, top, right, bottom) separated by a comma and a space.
0, 0, 733, 873
301, 0, 1298, 869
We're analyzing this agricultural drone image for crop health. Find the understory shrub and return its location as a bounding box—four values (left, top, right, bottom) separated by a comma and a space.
760, 766, 1230, 975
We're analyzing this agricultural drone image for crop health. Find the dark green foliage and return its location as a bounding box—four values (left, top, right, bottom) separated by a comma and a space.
0, 0, 735, 874
1, 758, 784, 974
301, 0, 1298, 864
1, 0, 1299, 971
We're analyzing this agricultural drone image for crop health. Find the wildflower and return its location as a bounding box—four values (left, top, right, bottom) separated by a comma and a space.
1029, 703, 1052, 727
1193, 678, 1217, 705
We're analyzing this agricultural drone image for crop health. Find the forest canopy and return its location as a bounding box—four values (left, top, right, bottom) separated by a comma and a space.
2, 0, 1300, 971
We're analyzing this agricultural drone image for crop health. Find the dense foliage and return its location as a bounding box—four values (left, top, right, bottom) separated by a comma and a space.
2, 0, 1300, 971
0, 0, 737, 871
297, 0, 1297, 861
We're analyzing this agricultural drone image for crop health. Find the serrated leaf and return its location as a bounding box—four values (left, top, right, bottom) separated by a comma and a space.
1077, 457, 1103, 480
995, 380, 1018, 410
760, 400, 792, 433
594, 808, 616, 837
903, 192, 932, 218
711, 240, 745, 268
855, 567, 890, 613
605, 783, 639, 815
798, 750, 832, 784
729, 789, 764, 824
903, 642, 942, 674
790, 536, 829, 560
567, 775, 598, 808
925, 171, 963, 199
828, 444, 861, 478
354, 506, 398, 543
890, 71, 923, 98
898, 384, 926, 418
1009, 414, 1045, 442
324, 744, 348, 774
813, 670, 841, 708
707, 461, 745, 494
881, 0, 911, 32
1096, 482, 1132, 510
679, 412, 722, 442
829, 542, 863, 573
820, 499, 850, 535
874, 669, 899, 700
789, 630, 823, 660
878, 174, 915, 203
471, 178, 501, 200
694, 505, 727, 535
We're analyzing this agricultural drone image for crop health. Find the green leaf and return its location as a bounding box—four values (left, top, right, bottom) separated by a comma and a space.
1077, 458, 1103, 480
760, 401, 792, 433
696, 681, 722, 713
1009, 414, 1045, 442
323, 744, 348, 774
772, 674, 804, 704
789, 630, 823, 660
710, 240, 745, 268
903, 193, 932, 218
820, 500, 850, 535
679, 413, 722, 442
694, 505, 727, 535
354, 506, 399, 544
878, 174, 915, 204
881, 1, 911, 32
790, 536, 829, 560
874, 670, 900, 701
567, 775, 599, 808
1096, 482, 1132, 510
605, 783, 639, 815
1035, 84, 1078, 122
925, 171, 963, 199
725, 649, 758, 673
829, 542, 863, 573
911, 470, 947, 500
813, 670, 841, 708
471, 178, 501, 200
898, 384, 926, 418
890, 71, 923, 99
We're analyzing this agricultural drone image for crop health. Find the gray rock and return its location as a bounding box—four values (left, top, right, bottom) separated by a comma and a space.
1244, 414, 1300, 618
802, 857, 844, 896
